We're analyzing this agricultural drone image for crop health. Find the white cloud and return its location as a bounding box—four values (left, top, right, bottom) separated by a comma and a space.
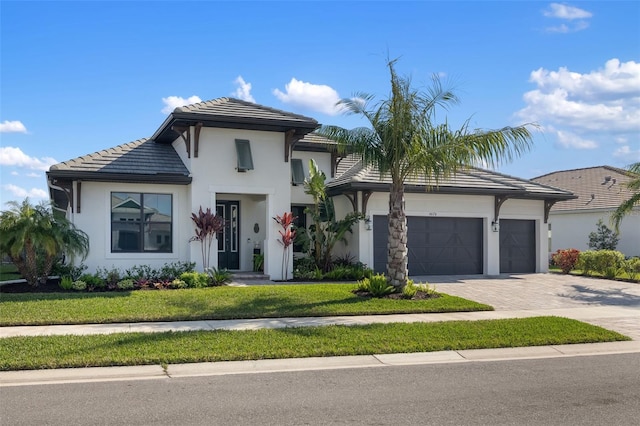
273, 78, 345, 116
0, 146, 58, 171
161, 95, 202, 114
27, 172, 41, 178
613, 145, 640, 161
2, 184, 48, 199
516, 59, 640, 135
543, 3, 592, 33
232, 76, 255, 103
0, 120, 27, 133
543, 3, 592, 20
555, 129, 597, 149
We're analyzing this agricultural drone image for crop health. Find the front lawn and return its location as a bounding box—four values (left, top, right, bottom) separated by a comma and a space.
0, 284, 493, 326
0, 316, 628, 371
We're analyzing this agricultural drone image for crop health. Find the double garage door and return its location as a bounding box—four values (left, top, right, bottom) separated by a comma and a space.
373, 216, 535, 275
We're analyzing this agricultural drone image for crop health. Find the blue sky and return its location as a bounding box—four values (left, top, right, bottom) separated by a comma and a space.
1, 1, 639, 207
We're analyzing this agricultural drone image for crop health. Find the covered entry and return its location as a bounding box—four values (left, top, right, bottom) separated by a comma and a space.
499, 219, 536, 273
373, 216, 483, 275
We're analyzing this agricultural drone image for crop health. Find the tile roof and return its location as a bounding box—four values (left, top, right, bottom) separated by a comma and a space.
532, 165, 637, 211
329, 154, 574, 199
48, 138, 191, 183
173, 97, 318, 125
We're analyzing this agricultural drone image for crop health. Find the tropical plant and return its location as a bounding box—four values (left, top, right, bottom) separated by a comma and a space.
588, 219, 619, 250
274, 211, 297, 280
357, 273, 395, 297
190, 206, 225, 270
205, 266, 232, 286
551, 248, 581, 274
611, 162, 640, 232
296, 159, 363, 272
0, 198, 89, 286
252, 253, 264, 272
59, 276, 74, 291
318, 59, 533, 290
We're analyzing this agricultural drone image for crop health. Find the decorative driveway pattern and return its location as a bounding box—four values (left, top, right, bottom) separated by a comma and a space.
420, 273, 640, 339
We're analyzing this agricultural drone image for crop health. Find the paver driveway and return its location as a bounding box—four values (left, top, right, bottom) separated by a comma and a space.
419, 273, 640, 339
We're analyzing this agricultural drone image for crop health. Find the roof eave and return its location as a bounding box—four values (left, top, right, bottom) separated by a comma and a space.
47, 170, 192, 185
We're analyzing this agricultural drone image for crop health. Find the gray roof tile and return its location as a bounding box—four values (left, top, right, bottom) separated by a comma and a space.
532, 165, 637, 211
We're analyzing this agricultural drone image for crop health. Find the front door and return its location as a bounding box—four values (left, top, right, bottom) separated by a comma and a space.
217, 201, 240, 270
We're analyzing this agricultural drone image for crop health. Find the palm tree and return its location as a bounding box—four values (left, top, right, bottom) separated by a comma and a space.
0, 198, 89, 286
318, 59, 534, 290
611, 162, 640, 231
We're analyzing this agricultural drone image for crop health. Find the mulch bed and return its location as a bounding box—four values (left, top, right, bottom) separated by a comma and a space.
0, 279, 62, 293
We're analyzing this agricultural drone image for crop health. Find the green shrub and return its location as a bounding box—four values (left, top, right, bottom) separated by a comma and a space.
79, 273, 105, 289
552, 248, 580, 274
402, 279, 417, 299
116, 279, 135, 290
159, 262, 196, 280
577, 250, 625, 277
324, 266, 350, 281
59, 276, 74, 291
205, 267, 232, 286
179, 272, 210, 288
357, 273, 394, 297
71, 280, 87, 291
620, 257, 640, 281
169, 279, 187, 289
53, 263, 87, 281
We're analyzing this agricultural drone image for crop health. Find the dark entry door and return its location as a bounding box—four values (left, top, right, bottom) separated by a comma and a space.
500, 219, 536, 273
217, 201, 240, 270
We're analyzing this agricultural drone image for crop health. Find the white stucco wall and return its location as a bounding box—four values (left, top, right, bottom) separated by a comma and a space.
351, 192, 548, 276
290, 152, 332, 205
71, 181, 191, 274
549, 209, 640, 257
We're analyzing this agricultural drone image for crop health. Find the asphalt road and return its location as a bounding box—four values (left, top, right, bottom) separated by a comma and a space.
2, 353, 639, 426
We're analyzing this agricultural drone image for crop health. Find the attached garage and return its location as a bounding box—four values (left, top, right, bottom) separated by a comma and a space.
374, 216, 483, 275
499, 219, 536, 273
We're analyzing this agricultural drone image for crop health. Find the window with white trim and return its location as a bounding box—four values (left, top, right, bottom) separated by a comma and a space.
111, 192, 172, 252
235, 139, 254, 172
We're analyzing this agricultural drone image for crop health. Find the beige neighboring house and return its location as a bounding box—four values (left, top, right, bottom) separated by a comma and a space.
533, 166, 640, 257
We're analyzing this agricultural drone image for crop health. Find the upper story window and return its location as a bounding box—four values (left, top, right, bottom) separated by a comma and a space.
235, 139, 254, 172
291, 158, 305, 185
111, 192, 172, 253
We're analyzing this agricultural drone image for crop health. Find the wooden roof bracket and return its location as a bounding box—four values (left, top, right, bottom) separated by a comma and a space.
342, 191, 358, 213
544, 200, 556, 224
361, 190, 373, 215
284, 129, 302, 162
172, 125, 191, 158
193, 123, 203, 158
494, 195, 509, 223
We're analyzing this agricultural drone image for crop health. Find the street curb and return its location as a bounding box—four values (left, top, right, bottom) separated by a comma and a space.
2, 341, 639, 387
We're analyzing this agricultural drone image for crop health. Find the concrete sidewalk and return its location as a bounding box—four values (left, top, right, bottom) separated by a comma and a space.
2, 273, 639, 386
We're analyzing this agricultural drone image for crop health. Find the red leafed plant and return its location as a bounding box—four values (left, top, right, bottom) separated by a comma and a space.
552, 248, 580, 274
190, 207, 225, 269
274, 212, 297, 280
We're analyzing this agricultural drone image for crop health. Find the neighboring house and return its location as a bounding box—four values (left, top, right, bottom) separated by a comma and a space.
47, 97, 575, 279
533, 166, 640, 257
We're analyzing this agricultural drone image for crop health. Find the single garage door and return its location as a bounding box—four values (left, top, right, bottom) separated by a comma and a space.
373, 216, 483, 275
500, 219, 536, 273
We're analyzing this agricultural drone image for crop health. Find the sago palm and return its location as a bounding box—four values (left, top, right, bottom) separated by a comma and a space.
318, 59, 534, 290
0, 198, 89, 286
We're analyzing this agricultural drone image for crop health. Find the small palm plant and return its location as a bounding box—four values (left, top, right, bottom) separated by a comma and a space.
190, 206, 225, 270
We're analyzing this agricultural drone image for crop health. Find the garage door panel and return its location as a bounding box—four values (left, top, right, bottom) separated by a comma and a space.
500, 219, 536, 273
375, 215, 483, 276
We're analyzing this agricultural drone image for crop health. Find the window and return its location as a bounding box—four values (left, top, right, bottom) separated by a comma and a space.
291, 205, 307, 253
291, 158, 305, 185
235, 139, 254, 172
111, 192, 172, 252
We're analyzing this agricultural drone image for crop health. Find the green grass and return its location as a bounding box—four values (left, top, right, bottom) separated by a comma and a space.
0, 316, 628, 371
0, 284, 493, 326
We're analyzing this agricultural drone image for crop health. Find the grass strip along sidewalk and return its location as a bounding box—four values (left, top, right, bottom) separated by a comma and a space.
0, 317, 629, 371
0, 284, 492, 326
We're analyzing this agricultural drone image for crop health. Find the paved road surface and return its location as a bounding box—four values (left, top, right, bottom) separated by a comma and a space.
2, 353, 639, 426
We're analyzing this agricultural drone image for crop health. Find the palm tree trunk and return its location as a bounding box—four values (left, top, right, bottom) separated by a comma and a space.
387, 181, 408, 290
